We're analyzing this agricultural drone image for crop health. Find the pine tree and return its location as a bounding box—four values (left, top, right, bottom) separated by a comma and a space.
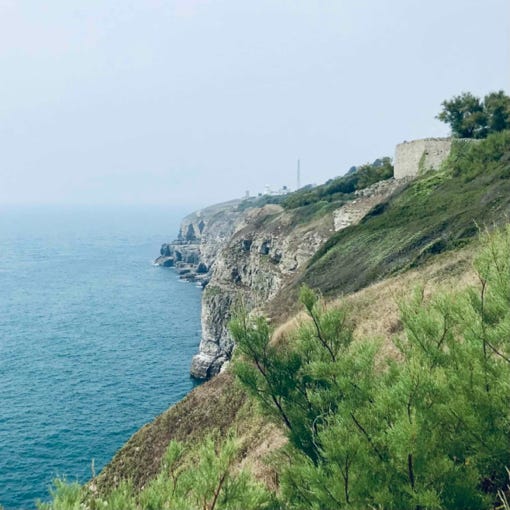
232, 226, 510, 509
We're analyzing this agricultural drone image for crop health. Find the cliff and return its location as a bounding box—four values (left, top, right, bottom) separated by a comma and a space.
156, 178, 404, 379
157, 130, 510, 381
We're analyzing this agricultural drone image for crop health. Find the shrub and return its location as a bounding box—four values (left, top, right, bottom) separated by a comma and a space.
232, 226, 510, 509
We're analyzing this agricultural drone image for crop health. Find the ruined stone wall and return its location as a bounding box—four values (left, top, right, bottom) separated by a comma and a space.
394, 138, 452, 179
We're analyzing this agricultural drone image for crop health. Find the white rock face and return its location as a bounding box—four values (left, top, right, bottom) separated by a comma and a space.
154, 199, 246, 286
333, 178, 404, 231
159, 136, 478, 379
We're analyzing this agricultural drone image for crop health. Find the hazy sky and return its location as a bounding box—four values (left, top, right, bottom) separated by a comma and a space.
1, 0, 509, 208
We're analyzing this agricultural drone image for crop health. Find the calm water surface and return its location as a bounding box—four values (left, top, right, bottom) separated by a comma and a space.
0, 205, 202, 509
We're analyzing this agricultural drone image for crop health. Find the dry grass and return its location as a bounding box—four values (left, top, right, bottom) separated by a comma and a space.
270, 244, 479, 359
270, 314, 305, 346
346, 246, 477, 340
236, 416, 286, 492
93, 372, 246, 493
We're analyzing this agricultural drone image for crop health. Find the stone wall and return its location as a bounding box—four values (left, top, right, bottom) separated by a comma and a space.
394, 138, 452, 179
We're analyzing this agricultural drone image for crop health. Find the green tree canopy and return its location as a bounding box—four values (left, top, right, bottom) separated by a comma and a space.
437, 90, 510, 138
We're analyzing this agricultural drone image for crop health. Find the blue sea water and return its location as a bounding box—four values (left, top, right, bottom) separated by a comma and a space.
0, 205, 202, 510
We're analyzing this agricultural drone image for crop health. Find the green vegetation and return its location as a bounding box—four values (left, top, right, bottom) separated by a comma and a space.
231, 225, 510, 509
234, 157, 393, 227
286, 199, 337, 225
237, 194, 285, 212
38, 435, 275, 510
282, 157, 393, 210
437, 91, 510, 138
299, 130, 510, 298
40, 226, 510, 509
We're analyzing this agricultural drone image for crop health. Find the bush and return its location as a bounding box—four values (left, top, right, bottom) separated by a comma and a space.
449, 130, 510, 180
232, 226, 510, 509
437, 91, 510, 138
282, 157, 394, 210
38, 435, 274, 510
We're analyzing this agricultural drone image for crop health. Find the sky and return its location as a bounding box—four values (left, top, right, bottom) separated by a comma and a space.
0, 0, 509, 208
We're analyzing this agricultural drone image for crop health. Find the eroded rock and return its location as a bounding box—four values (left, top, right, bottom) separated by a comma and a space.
159, 181, 407, 380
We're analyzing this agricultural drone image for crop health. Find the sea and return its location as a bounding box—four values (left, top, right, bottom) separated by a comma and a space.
0, 205, 202, 510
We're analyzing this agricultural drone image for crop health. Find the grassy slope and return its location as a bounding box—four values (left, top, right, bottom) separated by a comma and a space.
92, 373, 284, 496
295, 134, 510, 297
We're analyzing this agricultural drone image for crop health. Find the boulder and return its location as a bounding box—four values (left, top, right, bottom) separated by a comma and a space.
190, 353, 228, 379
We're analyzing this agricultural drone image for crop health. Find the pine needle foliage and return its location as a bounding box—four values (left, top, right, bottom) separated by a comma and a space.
37, 480, 83, 510
37, 226, 510, 510
231, 226, 510, 509
37, 434, 275, 510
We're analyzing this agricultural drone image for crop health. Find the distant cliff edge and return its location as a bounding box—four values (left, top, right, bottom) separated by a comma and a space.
156, 178, 403, 379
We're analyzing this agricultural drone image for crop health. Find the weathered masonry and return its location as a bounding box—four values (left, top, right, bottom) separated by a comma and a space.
394, 137, 452, 179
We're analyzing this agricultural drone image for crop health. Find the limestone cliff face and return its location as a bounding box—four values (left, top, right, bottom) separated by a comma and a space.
157, 178, 404, 380
190, 204, 333, 378
332, 178, 408, 231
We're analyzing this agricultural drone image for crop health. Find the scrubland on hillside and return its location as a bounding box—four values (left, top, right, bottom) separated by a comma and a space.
35, 131, 510, 510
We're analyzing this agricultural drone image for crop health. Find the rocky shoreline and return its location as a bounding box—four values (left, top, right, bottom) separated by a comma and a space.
154, 199, 244, 288
155, 240, 209, 287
